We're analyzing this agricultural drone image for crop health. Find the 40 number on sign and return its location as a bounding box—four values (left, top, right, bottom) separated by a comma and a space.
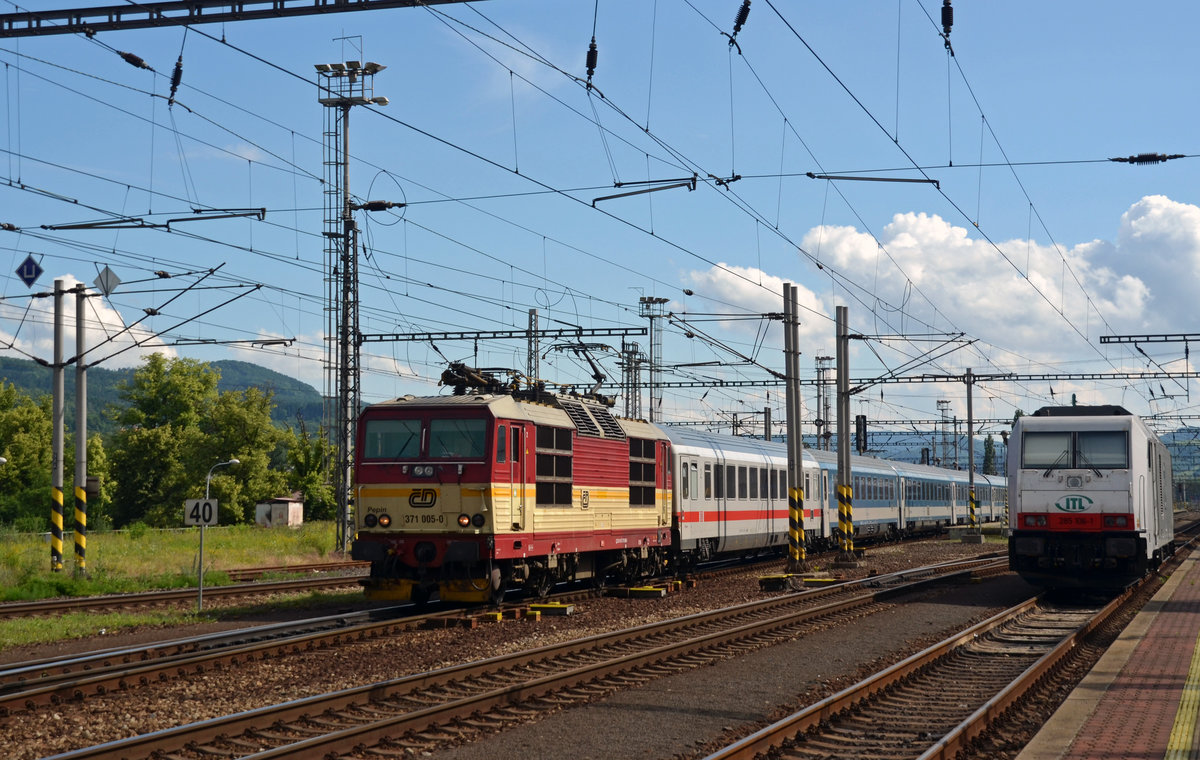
184, 499, 219, 526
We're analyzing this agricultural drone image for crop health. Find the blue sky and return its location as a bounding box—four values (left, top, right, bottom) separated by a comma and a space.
2, 0, 1199, 440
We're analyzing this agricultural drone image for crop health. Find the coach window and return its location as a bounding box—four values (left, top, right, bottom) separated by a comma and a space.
728, 465, 737, 498
737, 467, 748, 499
681, 465, 689, 500
705, 464, 713, 499
689, 463, 699, 501
770, 469, 778, 500
749, 467, 759, 499
714, 465, 724, 498
496, 425, 507, 463
760, 468, 769, 500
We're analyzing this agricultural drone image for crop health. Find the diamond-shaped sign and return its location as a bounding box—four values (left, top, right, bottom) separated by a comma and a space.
94, 265, 121, 296
15, 254, 42, 288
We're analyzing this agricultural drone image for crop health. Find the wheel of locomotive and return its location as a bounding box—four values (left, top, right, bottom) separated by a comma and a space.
490, 566, 507, 606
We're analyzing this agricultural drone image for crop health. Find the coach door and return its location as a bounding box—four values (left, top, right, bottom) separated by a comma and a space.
821, 470, 831, 539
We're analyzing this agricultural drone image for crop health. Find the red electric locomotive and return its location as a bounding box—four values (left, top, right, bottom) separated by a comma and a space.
351, 365, 672, 603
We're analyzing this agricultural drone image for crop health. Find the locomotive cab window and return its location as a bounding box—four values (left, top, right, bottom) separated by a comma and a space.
496, 424, 507, 463
1022, 430, 1128, 470
429, 418, 487, 459
1078, 431, 1128, 468
1021, 432, 1071, 469
362, 418, 421, 460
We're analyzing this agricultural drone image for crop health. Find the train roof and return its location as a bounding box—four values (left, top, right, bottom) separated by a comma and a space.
1031, 404, 1132, 417
366, 393, 666, 441
659, 425, 787, 459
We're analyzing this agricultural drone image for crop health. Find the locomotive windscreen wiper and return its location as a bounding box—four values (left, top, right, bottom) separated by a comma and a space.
1076, 449, 1103, 478
1043, 449, 1070, 477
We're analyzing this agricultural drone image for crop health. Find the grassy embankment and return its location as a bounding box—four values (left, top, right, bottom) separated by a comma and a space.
0, 521, 360, 650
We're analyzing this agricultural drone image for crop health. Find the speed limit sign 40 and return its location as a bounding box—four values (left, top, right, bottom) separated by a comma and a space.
185, 499, 219, 526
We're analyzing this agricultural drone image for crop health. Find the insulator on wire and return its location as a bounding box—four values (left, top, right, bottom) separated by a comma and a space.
118, 51, 152, 70
168, 55, 183, 106
941, 0, 954, 53
728, 0, 751, 48
1109, 153, 1185, 165
585, 37, 598, 87
733, 0, 751, 34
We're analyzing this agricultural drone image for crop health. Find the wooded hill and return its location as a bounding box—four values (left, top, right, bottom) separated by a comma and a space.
0, 356, 323, 437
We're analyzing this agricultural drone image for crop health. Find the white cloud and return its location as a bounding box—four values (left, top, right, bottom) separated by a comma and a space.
0, 275, 174, 370
679, 197, 1200, 418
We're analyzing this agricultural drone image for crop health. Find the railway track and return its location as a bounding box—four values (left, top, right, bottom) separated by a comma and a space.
42, 556, 1005, 760
0, 556, 813, 713
702, 546, 1191, 760
224, 560, 367, 582
0, 603, 420, 713
0, 573, 366, 619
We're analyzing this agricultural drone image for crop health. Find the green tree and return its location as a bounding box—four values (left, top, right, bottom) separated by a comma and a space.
982, 435, 997, 475
0, 383, 53, 530
283, 424, 336, 520
0, 382, 112, 531
108, 354, 289, 528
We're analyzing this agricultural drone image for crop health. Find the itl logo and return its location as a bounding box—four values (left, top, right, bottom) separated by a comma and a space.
1055, 494, 1093, 512
408, 489, 437, 508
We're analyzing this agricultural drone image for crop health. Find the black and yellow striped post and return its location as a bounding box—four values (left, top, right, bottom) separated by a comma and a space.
837, 483, 855, 554
50, 487, 64, 571
788, 486, 806, 564
74, 485, 87, 572
50, 278, 66, 572
968, 487, 978, 531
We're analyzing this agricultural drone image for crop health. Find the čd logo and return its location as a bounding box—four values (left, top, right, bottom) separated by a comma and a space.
409, 489, 437, 508
1055, 494, 1093, 512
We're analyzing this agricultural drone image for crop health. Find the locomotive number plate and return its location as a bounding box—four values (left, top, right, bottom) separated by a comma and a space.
404, 513, 446, 525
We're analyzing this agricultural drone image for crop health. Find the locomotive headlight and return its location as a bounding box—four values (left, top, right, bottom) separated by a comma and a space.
414, 465, 434, 477
377, 514, 392, 528
457, 513, 471, 527
364, 514, 378, 528
1104, 515, 1130, 528
472, 513, 485, 527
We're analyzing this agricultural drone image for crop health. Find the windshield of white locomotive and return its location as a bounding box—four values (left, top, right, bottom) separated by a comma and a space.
1077, 430, 1128, 468
1020, 429, 1128, 470
1021, 432, 1071, 469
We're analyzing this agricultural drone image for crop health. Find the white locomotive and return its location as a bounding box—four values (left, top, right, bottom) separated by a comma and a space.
1007, 405, 1174, 588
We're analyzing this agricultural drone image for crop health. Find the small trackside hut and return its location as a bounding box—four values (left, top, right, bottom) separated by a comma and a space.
351, 368, 672, 604
1007, 404, 1174, 589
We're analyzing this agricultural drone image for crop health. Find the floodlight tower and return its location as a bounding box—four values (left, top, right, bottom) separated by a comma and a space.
315, 59, 388, 554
